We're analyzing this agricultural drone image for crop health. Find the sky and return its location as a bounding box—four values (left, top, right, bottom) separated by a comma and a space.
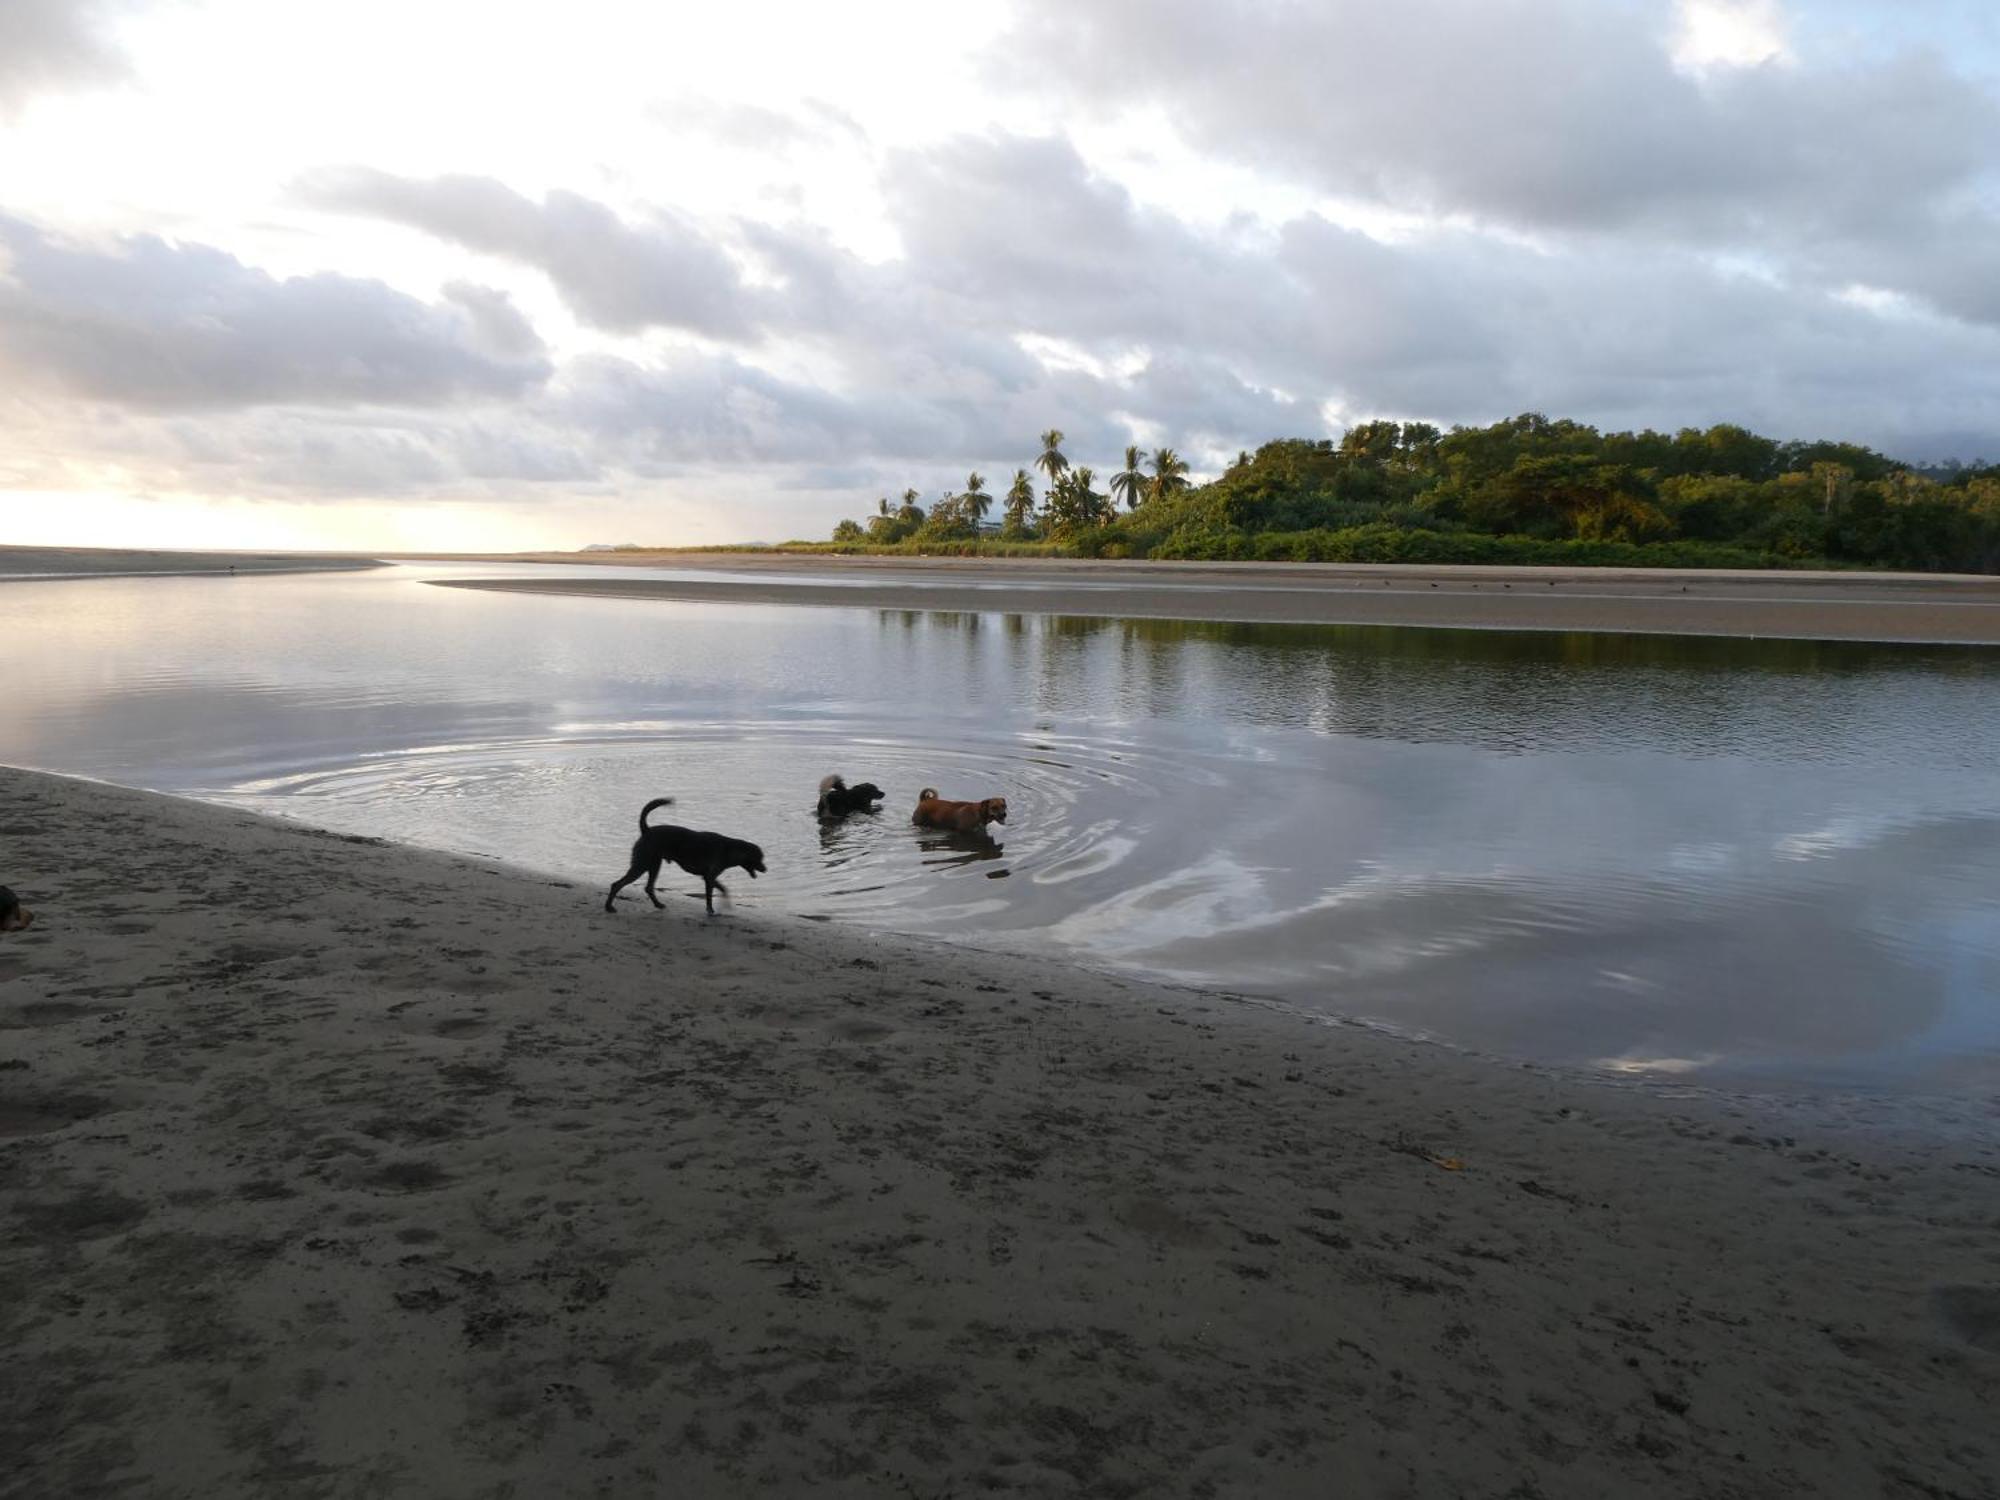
2, 0, 1998, 551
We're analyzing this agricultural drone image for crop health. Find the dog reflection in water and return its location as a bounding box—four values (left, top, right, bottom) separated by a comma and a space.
915, 826, 1006, 870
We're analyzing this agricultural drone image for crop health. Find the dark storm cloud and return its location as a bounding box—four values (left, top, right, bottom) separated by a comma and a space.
0, 215, 552, 411
0, 0, 128, 118
297, 167, 756, 339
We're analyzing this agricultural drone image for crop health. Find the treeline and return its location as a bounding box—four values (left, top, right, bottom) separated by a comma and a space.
823, 415, 2000, 572
830, 432, 1189, 548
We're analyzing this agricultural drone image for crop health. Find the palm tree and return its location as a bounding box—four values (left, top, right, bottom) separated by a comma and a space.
1003, 469, 1036, 537
1035, 429, 1069, 488
1147, 447, 1191, 504
1072, 465, 1108, 527
963, 472, 989, 522
1110, 444, 1146, 510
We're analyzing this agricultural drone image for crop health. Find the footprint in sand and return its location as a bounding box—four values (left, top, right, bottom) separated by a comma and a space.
1932, 1285, 2000, 1355
0, 1093, 110, 1138
834, 1020, 893, 1043
5, 1000, 104, 1027
15, 1191, 147, 1244
361, 1161, 454, 1194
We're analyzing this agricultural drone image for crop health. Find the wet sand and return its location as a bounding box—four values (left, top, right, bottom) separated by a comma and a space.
427, 554, 2000, 644
0, 545, 382, 579
3, 764, 1995, 1497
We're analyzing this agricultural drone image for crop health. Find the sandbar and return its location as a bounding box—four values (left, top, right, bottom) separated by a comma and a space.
426, 554, 2000, 644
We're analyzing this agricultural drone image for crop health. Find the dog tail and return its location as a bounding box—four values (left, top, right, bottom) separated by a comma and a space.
818, 773, 845, 795
638, 797, 675, 832
917, 787, 938, 802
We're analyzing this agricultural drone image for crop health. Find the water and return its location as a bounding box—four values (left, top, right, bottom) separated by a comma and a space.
3, 561, 1997, 1092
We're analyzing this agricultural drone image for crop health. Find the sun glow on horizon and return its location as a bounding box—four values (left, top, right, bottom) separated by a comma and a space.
0, 492, 589, 553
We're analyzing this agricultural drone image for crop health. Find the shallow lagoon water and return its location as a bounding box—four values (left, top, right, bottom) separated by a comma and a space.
3, 561, 1996, 1091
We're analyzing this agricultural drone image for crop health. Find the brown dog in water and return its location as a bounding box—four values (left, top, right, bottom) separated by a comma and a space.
912, 788, 1007, 832
0, 885, 33, 932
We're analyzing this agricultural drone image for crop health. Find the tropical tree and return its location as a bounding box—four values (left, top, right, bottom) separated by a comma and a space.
1002, 469, 1037, 538
1045, 467, 1109, 534
1147, 447, 1191, 504
921, 490, 974, 539
897, 487, 925, 526
1110, 444, 1147, 510
1074, 466, 1110, 527
1036, 429, 1069, 489
963, 472, 990, 523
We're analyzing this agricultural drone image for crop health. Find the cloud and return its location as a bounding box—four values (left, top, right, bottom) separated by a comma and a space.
1673, 0, 1789, 69
649, 95, 869, 153
0, 214, 553, 411
11, 0, 2000, 548
279, 129, 2000, 481
843, 130, 2000, 462
1003, 0, 2000, 328
18, 104, 2000, 537
298, 167, 756, 339
0, 0, 129, 119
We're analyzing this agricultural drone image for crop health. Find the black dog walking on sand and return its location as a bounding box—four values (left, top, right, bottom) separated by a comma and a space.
605, 798, 766, 915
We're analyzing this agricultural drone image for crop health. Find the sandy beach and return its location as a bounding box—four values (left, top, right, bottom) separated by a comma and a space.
0, 546, 382, 580
425, 553, 2000, 644
3, 764, 1996, 1498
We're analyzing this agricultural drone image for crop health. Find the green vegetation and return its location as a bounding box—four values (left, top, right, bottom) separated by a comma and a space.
819, 414, 2000, 572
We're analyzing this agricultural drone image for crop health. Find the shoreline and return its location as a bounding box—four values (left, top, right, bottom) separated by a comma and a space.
3, 764, 1995, 1495
0, 545, 383, 580
388, 549, 2000, 588
423, 555, 2000, 644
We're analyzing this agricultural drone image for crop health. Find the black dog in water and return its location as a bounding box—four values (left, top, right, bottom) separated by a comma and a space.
0, 885, 32, 932
605, 798, 766, 915
816, 773, 885, 819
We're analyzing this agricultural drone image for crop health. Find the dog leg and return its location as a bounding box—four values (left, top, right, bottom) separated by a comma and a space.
604, 862, 647, 913
644, 859, 667, 909
702, 877, 717, 914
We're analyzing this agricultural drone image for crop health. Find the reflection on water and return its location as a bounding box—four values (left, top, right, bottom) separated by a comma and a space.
890, 609, 1998, 768
915, 827, 1008, 869
1, 561, 1996, 1092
